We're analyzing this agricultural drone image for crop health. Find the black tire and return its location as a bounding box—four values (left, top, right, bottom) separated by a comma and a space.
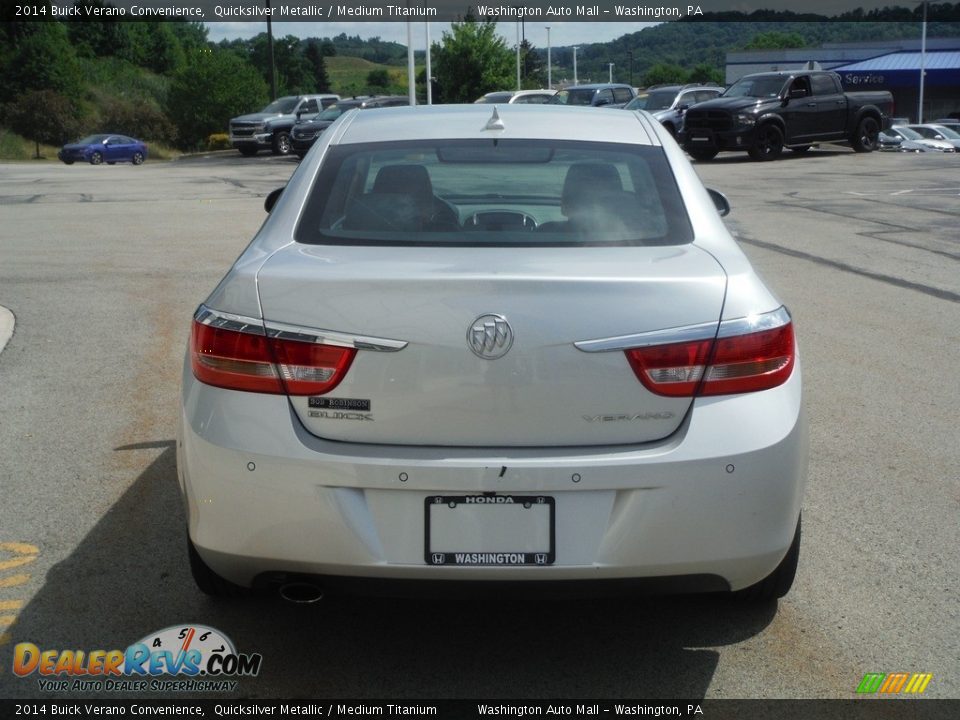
238, 146, 259, 157
187, 537, 248, 598
735, 515, 801, 602
748, 124, 784, 161
132, 151, 144, 166
852, 116, 880, 153
688, 148, 718, 162
790, 145, 812, 154
272, 131, 292, 156
107, 161, 116, 165
89, 151, 103, 166
62, 159, 74, 165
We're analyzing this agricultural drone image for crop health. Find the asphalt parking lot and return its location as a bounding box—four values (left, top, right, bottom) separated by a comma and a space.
0, 146, 957, 700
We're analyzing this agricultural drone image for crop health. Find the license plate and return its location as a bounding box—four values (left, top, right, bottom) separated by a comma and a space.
425, 495, 555, 566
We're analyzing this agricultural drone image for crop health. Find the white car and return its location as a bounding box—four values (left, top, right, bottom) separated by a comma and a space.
179, 105, 807, 603
474, 89, 557, 104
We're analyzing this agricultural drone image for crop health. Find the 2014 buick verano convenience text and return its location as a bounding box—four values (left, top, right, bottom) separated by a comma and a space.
178, 104, 807, 602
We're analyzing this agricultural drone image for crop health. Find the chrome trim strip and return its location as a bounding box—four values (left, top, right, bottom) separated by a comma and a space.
574, 306, 790, 352
575, 321, 717, 353
716, 305, 791, 339
194, 305, 408, 352
263, 320, 408, 352
194, 305, 266, 336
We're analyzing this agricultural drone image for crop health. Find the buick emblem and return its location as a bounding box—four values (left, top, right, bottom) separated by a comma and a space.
467, 314, 514, 360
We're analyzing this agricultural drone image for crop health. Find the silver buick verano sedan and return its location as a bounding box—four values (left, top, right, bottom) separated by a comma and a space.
178, 104, 807, 602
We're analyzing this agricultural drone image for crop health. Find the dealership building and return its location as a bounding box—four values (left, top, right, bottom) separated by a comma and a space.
726, 38, 960, 122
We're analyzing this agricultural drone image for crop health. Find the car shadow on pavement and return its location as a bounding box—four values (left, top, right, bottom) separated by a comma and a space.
4, 441, 778, 700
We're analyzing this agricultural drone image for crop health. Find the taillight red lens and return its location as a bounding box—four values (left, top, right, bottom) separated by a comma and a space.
700, 322, 794, 396
191, 320, 356, 395
191, 322, 282, 393
625, 339, 712, 397
626, 321, 795, 397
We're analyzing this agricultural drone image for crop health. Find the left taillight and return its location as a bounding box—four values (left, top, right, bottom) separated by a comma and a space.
190, 316, 355, 396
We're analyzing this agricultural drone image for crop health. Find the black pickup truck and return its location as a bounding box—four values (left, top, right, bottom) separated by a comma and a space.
682, 71, 893, 161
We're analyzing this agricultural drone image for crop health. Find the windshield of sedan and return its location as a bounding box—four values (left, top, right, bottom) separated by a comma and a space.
930, 125, 960, 139
894, 127, 923, 140
549, 89, 597, 106
639, 90, 679, 111
723, 76, 788, 98
296, 139, 693, 247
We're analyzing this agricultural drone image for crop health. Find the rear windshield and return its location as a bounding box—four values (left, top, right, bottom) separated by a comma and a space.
295, 139, 693, 247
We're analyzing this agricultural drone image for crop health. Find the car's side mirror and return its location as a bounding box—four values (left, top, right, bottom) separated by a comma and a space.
265, 187, 284, 213
707, 188, 730, 217
678, 103, 690, 112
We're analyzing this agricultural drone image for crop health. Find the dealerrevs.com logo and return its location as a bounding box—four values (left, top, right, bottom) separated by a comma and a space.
13, 624, 261, 693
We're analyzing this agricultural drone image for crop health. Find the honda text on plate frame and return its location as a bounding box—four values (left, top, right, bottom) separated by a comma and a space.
178, 104, 807, 602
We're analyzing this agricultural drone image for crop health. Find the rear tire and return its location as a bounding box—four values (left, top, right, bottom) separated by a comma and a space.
748, 124, 784, 161
188, 537, 248, 598
852, 116, 880, 153
132, 152, 144, 165
735, 514, 801, 602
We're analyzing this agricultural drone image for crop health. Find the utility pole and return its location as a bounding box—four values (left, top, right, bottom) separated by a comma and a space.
265, 0, 276, 100
546, 26, 552, 90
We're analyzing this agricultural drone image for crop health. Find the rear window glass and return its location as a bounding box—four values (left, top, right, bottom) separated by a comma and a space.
295, 140, 692, 247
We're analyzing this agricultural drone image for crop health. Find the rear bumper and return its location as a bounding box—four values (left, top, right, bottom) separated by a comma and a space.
178, 358, 807, 593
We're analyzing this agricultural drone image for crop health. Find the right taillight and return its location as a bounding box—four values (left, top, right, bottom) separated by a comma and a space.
190, 312, 356, 396
626, 308, 795, 397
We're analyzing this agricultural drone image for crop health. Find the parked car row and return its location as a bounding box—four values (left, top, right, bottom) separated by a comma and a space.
880, 125, 959, 153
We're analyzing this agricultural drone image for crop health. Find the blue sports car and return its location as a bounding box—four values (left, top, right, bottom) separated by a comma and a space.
58, 134, 148, 165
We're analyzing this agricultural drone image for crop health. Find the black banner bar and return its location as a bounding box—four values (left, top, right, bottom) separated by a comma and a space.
2, 699, 960, 719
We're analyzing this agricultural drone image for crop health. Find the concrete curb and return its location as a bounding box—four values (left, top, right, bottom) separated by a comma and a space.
0, 305, 14, 355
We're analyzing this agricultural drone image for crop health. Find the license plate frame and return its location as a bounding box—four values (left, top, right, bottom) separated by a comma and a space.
424, 495, 555, 566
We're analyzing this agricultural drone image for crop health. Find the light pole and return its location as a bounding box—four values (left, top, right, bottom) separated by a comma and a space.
627, 50, 634, 87
425, 22, 432, 105
265, 0, 276, 100
572, 46, 578, 85
608, 63, 614, 83
546, 26, 552, 90
919, 0, 928, 122
516, 21, 521, 91
406, 21, 416, 106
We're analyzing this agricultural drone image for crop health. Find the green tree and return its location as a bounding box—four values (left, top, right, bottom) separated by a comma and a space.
744, 31, 807, 50
687, 62, 724, 86
3, 90, 82, 159
520, 40, 545, 89
366, 69, 390, 90
167, 49, 268, 149
2, 23, 83, 103
643, 63, 689, 87
304, 40, 331, 92
432, 20, 513, 103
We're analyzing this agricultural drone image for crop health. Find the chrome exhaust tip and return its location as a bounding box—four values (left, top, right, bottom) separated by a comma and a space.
279, 582, 324, 604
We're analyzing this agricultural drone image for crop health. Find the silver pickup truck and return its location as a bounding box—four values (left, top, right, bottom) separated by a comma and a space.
229, 94, 339, 156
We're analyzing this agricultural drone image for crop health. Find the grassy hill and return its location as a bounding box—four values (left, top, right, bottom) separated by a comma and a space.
325, 56, 417, 97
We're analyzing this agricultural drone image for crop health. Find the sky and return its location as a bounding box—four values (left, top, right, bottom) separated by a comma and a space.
205, 22, 661, 49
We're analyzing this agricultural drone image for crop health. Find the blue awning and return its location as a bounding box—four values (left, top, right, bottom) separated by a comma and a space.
833, 51, 960, 88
